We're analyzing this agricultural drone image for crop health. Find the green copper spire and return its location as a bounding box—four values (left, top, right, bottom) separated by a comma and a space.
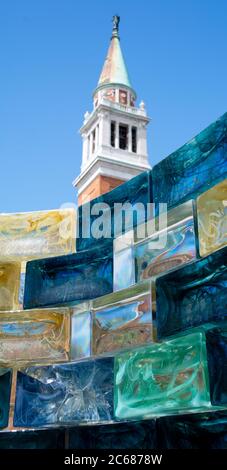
95, 16, 133, 92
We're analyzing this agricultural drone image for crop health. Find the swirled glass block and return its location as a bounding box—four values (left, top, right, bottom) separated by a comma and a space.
156, 246, 227, 339
197, 179, 227, 257
77, 171, 153, 252
0, 308, 70, 365
14, 357, 114, 427
114, 332, 211, 420
0, 368, 12, 428
157, 410, 227, 449
71, 304, 92, 360
92, 282, 154, 356
68, 419, 157, 449
134, 200, 197, 281
0, 262, 21, 311
23, 239, 113, 309
0, 209, 76, 261
152, 112, 227, 209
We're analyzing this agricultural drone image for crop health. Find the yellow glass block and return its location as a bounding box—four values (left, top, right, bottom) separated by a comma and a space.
0, 308, 70, 365
0, 262, 21, 311
197, 179, 227, 256
0, 209, 76, 261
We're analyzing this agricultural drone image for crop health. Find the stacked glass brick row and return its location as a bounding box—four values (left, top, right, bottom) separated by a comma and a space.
0, 112, 226, 448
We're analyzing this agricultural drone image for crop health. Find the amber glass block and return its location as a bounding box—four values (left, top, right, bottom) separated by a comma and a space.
0, 209, 76, 261
0, 262, 21, 311
197, 179, 227, 256
0, 308, 70, 365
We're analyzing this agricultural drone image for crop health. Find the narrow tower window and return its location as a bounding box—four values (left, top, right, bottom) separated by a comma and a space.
92, 129, 96, 153
132, 126, 137, 153
119, 124, 128, 150
111, 121, 116, 147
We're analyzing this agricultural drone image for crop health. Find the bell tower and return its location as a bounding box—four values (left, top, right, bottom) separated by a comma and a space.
73, 16, 151, 205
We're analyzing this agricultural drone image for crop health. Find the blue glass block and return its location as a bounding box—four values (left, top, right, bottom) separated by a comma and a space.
206, 324, 227, 406
70, 305, 92, 360
14, 357, 114, 427
134, 200, 197, 281
152, 112, 227, 209
23, 239, 113, 309
68, 420, 157, 449
0, 430, 65, 449
77, 171, 152, 252
0, 368, 12, 428
156, 246, 227, 339
157, 410, 227, 449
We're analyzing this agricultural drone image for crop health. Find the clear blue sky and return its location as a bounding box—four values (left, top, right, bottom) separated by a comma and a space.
1, 0, 227, 213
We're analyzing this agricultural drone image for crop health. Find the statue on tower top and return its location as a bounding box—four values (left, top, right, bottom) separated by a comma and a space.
112, 15, 120, 37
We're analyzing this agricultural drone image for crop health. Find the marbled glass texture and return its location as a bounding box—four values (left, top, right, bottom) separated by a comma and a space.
68, 419, 157, 449
206, 324, 227, 406
0, 368, 12, 428
197, 179, 227, 257
0, 209, 76, 261
113, 231, 135, 291
77, 171, 152, 252
23, 239, 113, 309
156, 246, 227, 339
0, 262, 21, 311
134, 201, 196, 281
71, 306, 91, 360
14, 357, 114, 427
157, 410, 227, 449
92, 283, 154, 356
114, 332, 210, 420
0, 308, 70, 365
152, 112, 227, 209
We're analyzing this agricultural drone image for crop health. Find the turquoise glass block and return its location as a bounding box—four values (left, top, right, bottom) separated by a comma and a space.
156, 246, 227, 339
70, 304, 92, 360
0, 368, 12, 428
77, 171, 152, 252
206, 324, 227, 406
152, 112, 227, 209
14, 357, 114, 427
92, 282, 155, 356
134, 200, 197, 281
23, 239, 113, 309
68, 419, 157, 449
114, 332, 211, 420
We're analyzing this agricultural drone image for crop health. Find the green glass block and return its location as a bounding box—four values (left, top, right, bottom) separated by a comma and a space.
114, 332, 211, 420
